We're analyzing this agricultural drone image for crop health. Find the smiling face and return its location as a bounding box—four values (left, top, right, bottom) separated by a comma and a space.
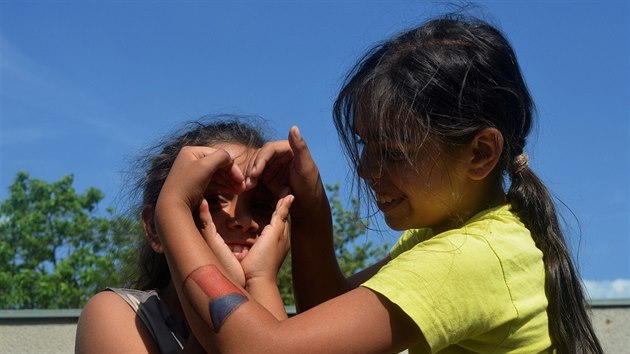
356, 126, 470, 233
204, 143, 277, 262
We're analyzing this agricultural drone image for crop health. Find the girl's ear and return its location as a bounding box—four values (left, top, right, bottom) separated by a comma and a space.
467, 127, 504, 180
142, 205, 163, 254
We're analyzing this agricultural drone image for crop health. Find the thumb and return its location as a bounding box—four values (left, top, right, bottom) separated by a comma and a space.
288, 126, 317, 177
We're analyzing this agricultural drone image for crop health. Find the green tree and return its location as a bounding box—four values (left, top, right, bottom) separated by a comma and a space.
0, 172, 139, 309
0, 172, 385, 309
277, 183, 389, 305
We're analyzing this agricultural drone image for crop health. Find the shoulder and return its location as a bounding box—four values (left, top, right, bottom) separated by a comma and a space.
390, 228, 433, 258
75, 290, 159, 353
79, 290, 134, 317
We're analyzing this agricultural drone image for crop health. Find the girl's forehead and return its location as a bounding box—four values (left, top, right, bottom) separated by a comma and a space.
354, 114, 403, 141
354, 114, 436, 148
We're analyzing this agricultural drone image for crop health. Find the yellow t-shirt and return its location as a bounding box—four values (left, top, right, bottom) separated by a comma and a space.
362, 205, 551, 353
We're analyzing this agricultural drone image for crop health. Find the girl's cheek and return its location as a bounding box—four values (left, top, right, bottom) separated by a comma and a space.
386, 160, 416, 177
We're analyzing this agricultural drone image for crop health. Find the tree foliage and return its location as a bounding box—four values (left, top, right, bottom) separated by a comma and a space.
0, 172, 139, 309
276, 183, 388, 305
0, 173, 385, 309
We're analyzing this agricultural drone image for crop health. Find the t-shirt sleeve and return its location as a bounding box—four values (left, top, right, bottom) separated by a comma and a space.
363, 232, 518, 352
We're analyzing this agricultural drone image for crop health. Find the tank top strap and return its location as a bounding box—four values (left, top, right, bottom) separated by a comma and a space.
108, 287, 189, 354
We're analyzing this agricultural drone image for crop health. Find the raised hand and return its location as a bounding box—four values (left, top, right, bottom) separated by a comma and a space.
157, 146, 246, 211
246, 126, 329, 221
241, 194, 294, 282
197, 198, 246, 287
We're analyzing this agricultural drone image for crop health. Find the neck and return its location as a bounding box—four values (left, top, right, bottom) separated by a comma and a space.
469, 177, 507, 213
433, 179, 506, 235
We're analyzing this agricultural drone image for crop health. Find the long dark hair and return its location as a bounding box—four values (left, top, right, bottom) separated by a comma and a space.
126, 115, 269, 290
333, 14, 602, 353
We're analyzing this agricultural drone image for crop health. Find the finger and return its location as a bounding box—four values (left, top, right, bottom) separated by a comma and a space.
254, 195, 294, 261
247, 140, 295, 196
199, 198, 224, 246
224, 157, 245, 187
265, 194, 294, 236
244, 148, 263, 190
186, 145, 220, 159
198, 198, 216, 235
209, 173, 245, 194
288, 126, 318, 177
199, 198, 246, 285
247, 141, 293, 180
199, 149, 246, 192
198, 148, 241, 180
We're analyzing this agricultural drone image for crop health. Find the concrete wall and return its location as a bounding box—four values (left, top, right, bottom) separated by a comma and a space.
590, 304, 630, 353
0, 309, 81, 353
1, 305, 628, 353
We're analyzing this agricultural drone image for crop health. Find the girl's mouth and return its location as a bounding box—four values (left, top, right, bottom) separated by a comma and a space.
227, 244, 251, 262
376, 194, 405, 213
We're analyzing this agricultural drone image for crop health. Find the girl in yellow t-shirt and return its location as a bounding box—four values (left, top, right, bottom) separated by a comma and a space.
153, 13, 603, 354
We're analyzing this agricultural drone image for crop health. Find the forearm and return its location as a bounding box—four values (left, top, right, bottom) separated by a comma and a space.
176, 265, 283, 354
155, 196, 235, 350
155, 193, 289, 353
246, 278, 288, 320
290, 196, 351, 312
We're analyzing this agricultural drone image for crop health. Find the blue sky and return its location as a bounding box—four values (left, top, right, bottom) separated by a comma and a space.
1, 1, 628, 299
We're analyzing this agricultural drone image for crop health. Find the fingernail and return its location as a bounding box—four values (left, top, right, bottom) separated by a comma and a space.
292, 126, 302, 141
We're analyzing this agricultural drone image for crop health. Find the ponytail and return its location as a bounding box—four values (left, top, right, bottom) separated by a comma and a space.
507, 158, 603, 353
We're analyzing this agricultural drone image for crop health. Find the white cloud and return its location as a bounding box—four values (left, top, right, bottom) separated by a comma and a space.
583, 279, 630, 300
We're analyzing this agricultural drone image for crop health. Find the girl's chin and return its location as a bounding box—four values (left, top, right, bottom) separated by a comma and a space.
383, 211, 414, 231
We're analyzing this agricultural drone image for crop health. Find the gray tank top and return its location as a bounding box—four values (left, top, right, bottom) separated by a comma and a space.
108, 287, 189, 354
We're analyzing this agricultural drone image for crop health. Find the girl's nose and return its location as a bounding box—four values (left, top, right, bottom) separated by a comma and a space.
227, 207, 259, 233
358, 150, 383, 181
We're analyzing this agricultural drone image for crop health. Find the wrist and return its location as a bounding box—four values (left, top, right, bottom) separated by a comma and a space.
245, 274, 277, 292
154, 195, 196, 240
155, 193, 194, 220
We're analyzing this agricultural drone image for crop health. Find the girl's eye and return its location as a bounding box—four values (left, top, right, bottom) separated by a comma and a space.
254, 201, 275, 216
205, 194, 228, 209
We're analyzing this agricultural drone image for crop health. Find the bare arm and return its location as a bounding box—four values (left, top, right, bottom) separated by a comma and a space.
75, 291, 160, 354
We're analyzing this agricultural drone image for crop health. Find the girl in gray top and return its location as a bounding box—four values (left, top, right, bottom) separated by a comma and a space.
75, 116, 291, 353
